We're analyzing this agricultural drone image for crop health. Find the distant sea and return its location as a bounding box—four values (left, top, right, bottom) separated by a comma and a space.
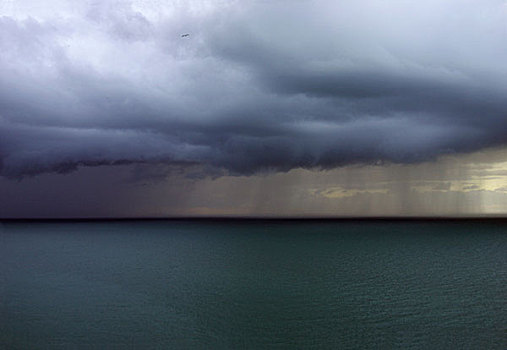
1, 220, 506, 349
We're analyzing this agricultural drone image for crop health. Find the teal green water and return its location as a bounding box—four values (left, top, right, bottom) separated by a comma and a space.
1, 221, 506, 349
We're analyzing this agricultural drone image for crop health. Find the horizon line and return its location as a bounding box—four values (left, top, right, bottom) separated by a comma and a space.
2, 215, 507, 222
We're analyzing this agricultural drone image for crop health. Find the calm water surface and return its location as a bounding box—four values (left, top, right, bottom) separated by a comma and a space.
1, 220, 506, 349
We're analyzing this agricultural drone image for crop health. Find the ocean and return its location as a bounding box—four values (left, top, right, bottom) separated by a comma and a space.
1, 220, 506, 349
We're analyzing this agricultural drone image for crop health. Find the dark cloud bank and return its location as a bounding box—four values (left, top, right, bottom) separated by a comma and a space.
1, 0, 507, 178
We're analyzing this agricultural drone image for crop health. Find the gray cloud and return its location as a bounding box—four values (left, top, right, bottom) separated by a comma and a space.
2, 0, 507, 178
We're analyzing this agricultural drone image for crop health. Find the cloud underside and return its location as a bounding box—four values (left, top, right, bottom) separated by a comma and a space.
1, 0, 507, 178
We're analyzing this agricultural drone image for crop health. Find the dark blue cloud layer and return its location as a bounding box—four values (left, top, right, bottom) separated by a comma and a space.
1, 0, 507, 178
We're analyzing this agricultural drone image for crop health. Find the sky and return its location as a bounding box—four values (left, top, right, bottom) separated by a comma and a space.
1, 0, 507, 217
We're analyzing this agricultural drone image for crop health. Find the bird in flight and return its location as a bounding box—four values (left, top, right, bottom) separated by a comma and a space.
181, 34, 190, 37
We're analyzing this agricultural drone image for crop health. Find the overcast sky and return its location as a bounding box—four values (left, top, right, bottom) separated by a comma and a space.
1, 0, 507, 217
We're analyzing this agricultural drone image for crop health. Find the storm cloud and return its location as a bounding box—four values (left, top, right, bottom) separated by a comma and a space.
2, 0, 507, 178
